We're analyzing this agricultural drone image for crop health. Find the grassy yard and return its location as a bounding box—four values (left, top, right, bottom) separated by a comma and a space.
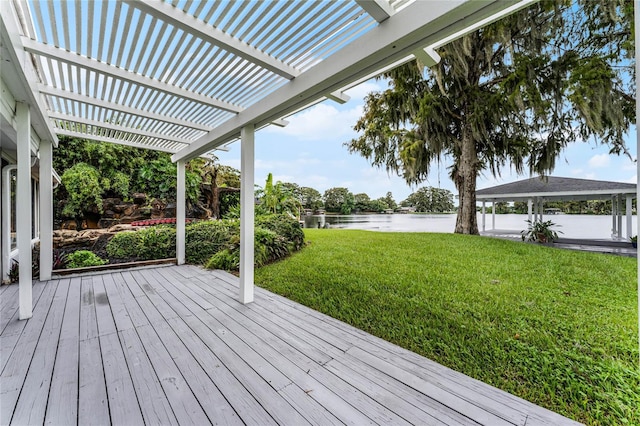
255, 229, 639, 425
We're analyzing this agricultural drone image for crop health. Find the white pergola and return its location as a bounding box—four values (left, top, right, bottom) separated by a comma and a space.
3, 0, 637, 371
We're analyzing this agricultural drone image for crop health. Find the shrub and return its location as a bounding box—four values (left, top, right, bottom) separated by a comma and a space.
106, 231, 141, 259
137, 226, 176, 260
256, 214, 305, 251
185, 219, 238, 264
66, 250, 107, 268
255, 227, 290, 264
60, 163, 103, 218
205, 248, 239, 271
204, 226, 292, 271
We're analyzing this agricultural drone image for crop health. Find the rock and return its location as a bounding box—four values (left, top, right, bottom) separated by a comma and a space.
107, 224, 134, 233
132, 193, 147, 205
102, 198, 122, 210
164, 203, 176, 217
98, 218, 119, 228
103, 210, 115, 219
61, 220, 78, 230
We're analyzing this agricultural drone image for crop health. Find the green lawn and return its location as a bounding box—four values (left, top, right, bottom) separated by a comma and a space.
255, 229, 639, 425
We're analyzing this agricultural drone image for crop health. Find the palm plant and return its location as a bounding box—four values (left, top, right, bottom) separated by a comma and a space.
259, 173, 302, 218
521, 220, 562, 243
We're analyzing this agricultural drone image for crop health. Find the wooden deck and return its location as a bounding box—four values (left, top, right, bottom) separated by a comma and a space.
0, 265, 581, 425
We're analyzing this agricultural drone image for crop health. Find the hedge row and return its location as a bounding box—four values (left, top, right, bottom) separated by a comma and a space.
106, 214, 304, 270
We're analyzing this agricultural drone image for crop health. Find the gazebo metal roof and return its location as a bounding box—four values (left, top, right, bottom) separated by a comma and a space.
2, 0, 534, 159
476, 176, 637, 202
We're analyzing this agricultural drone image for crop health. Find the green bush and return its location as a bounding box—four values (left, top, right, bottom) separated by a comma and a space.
66, 250, 108, 268
205, 248, 239, 271
204, 226, 292, 271
255, 227, 290, 264
137, 226, 176, 260
106, 231, 141, 258
60, 163, 103, 218
256, 214, 305, 251
185, 219, 238, 264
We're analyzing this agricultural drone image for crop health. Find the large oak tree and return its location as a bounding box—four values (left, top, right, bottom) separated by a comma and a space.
347, 0, 633, 234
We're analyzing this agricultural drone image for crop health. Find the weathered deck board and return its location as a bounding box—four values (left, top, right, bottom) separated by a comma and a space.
0, 280, 59, 426
0, 265, 583, 426
11, 278, 69, 425
45, 278, 81, 426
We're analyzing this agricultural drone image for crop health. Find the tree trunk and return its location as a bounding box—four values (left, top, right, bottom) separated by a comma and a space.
454, 124, 479, 235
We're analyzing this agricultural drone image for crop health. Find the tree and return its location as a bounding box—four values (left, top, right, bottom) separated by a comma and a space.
354, 193, 371, 212
370, 198, 389, 212
299, 187, 323, 211
402, 187, 454, 213
258, 173, 302, 218
383, 192, 397, 210
347, 1, 632, 234
323, 187, 354, 213
60, 163, 103, 218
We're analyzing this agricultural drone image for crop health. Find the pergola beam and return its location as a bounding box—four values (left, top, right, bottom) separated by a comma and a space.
48, 112, 195, 146
355, 0, 395, 23
173, 0, 531, 162
123, 0, 300, 80
39, 85, 213, 132
21, 37, 243, 114
54, 129, 185, 153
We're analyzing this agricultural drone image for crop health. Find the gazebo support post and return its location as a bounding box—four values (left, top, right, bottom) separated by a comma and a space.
239, 124, 255, 304
176, 160, 186, 265
612, 195, 617, 238
39, 139, 53, 281
481, 201, 486, 232
16, 102, 32, 320
617, 195, 623, 239
626, 195, 633, 240
491, 201, 496, 230
527, 199, 532, 223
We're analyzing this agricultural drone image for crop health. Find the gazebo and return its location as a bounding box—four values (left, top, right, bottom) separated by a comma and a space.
476, 176, 637, 240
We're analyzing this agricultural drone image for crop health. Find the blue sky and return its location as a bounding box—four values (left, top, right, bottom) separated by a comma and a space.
214, 79, 638, 204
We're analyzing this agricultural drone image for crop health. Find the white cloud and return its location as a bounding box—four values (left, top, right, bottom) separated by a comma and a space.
344, 80, 386, 101
588, 153, 611, 168
263, 102, 363, 142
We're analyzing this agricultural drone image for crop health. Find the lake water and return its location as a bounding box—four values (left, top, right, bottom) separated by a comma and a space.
302, 213, 637, 240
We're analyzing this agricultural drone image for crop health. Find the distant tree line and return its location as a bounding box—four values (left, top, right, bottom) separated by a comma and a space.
271, 182, 454, 215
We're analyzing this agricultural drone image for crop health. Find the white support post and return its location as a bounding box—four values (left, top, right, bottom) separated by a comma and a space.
239, 124, 255, 304
39, 139, 53, 281
491, 201, 496, 230
538, 199, 544, 222
527, 198, 532, 223
626, 195, 633, 240
612, 195, 617, 237
2, 165, 17, 282
617, 195, 623, 239
176, 160, 186, 265
481, 201, 486, 232
16, 102, 32, 320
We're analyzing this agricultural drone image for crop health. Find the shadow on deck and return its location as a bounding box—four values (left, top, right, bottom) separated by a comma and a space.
0, 265, 581, 425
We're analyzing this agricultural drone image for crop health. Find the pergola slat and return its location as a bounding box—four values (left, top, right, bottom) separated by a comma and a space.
22, 38, 243, 114
124, 0, 300, 80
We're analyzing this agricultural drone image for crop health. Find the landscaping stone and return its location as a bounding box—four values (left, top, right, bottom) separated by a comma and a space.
132, 193, 147, 204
